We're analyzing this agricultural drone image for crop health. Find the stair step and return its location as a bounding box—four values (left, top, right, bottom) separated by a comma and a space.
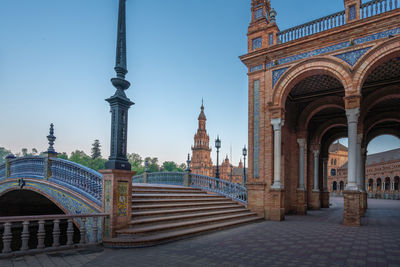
132, 184, 202, 191
132, 193, 218, 199
132, 201, 235, 211
129, 209, 252, 226
132, 197, 227, 204
133, 189, 206, 194
132, 205, 244, 218
118, 212, 258, 235
104, 216, 263, 248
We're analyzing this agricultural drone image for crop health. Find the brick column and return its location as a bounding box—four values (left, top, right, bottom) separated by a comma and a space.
100, 169, 135, 238
247, 183, 266, 217
343, 190, 361, 226
343, 0, 361, 22
267, 188, 285, 221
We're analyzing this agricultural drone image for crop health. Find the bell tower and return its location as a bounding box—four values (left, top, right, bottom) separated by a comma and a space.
191, 101, 213, 176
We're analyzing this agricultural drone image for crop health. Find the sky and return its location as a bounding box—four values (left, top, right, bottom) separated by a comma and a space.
0, 0, 399, 165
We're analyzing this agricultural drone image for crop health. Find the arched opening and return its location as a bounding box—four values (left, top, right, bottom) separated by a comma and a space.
395, 176, 400, 191
0, 190, 79, 251
368, 179, 373, 192
384, 177, 391, 191
333, 181, 337, 191
377, 178, 382, 191
339, 181, 344, 191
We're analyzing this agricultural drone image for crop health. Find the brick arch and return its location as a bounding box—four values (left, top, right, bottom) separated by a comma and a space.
321, 130, 347, 158
353, 37, 400, 92
272, 57, 352, 108
310, 117, 347, 147
297, 96, 345, 133
366, 128, 400, 147
364, 112, 400, 137
360, 85, 400, 123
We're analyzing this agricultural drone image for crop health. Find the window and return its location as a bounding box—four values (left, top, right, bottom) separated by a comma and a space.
252, 37, 262, 50
349, 5, 356, 21
254, 8, 263, 20
331, 169, 336, 176
269, 33, 274, 46
334, 159, 337, 165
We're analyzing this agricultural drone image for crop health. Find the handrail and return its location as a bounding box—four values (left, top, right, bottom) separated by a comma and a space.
276, 0, 399, 44
0, 164, 5, 180
0, 213, 108, 257
8, 157, 45, 179
147, 172, 184, 185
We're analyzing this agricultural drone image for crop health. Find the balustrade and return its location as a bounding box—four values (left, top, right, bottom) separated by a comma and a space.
361, 0, 399, 19
147, 172, 184, 185
0, 164, 5, 180
132, 174, 144, 183
0, 213, 107, 257
8, 157, 45, 179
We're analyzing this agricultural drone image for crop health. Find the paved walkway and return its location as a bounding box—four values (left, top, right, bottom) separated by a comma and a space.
1, 197, 400, 267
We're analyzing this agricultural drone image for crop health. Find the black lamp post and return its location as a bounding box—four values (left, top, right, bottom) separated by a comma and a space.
230, 164, 233, 183
215, 136, 221, 179
242, 145, 247, 185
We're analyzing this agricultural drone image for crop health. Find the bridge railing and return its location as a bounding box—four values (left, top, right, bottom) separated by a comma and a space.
50, 158, 103, 206
276, 0, 399, 44
132, 172, 247, 204
0, 156, 103, 207
0, 213, 107, 258
190, 174, 247, 204
8, 157, 45, 179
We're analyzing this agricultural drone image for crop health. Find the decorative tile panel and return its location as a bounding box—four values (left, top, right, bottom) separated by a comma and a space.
253, 80, 260, 178
252, 37, 262, 50
349, 5, 356, 21
117, 181, 128, 217
254, 8, 263, 20
334, 47, 371, 66
269, 33, 274, 46
272, 67, 289, 87
265, 27, 400, 69
250, 64, 263, 72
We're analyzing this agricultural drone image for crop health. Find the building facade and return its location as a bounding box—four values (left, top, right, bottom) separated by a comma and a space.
239, 0, 400, 226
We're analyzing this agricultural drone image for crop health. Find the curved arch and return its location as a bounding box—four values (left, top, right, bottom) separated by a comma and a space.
321, 130, 347, 158
353, 36, 400, 91
272, 57, 352, 108
360, 85, 400, 122
310, 117, 347, 146
297, 96, 345, 132
366, 129, 400, 147
364, 112, 400, 137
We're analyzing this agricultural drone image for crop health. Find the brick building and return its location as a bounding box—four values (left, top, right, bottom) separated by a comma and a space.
239, 0, 400, 226
191, 103, 246, 184
329, 147, 400, 199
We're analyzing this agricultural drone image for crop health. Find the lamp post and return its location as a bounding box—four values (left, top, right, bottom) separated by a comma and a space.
242, 146, 247, 185
230, 164, 233, 183
215, 136, 221, 179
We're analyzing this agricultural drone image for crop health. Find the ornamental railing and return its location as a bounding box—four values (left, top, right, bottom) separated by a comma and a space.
0, 156, 103, 207
132, 172, 247, 204
276, 0, 399, 44
0, 213, 107, 258
360, 0, 399, 19
50, 158, 103, 206
8, 157, 45, 179
190, 174, 247, 204
277, 10, 346, 44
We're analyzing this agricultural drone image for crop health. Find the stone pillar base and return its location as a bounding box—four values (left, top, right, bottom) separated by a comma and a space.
100, 169, 135, 238
309, 191, 321, 210
246, 183, 266, 217
265, 188, 285, 221
343, 190, 361, 227
321, 191, 330, 208
360, 192, 368, 216
296, 189, 307, 215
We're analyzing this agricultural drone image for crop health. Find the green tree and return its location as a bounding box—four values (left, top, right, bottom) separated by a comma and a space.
128, 153, 145, 175
21, 148, 28, 157
145, 157, 159, 173
57, 152, 69, 160
32, 148, 38, 155
0, 147, 11, 164
91, 140, 102, 159
162, 161, 186, 172
69, 150, 92, 167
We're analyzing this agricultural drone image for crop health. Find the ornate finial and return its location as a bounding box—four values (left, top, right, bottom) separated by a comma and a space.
201, 98, 204, 110
269, 8, 277, 23
186, 154, 191, 171
47, 123, 56, 153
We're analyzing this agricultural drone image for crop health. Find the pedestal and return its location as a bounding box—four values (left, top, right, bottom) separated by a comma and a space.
265, 188, 285, 221
321, 191, 330, 208
309, 191, 321, 210
360, 192, 368, 216
100, 169, 135, 237
246, 183, 266, 217
343, 190, 361, 227
296, 189, 307, 215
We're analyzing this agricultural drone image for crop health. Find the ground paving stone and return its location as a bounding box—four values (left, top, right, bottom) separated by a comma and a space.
2, 197, 400, 266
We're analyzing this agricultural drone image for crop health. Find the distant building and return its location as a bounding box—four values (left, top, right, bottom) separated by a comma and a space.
328, 145, 400, 199
191, 103, 246, 184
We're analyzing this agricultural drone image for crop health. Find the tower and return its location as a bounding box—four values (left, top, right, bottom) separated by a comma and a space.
105, 0, 134, 170
191, 101, 213, 176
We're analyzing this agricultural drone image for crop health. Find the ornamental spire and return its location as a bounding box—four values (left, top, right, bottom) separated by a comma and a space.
47, 123, 56, 153
115, 0, 128, 79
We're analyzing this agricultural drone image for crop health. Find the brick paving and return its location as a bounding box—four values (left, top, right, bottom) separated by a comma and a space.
2, 197, 400, 267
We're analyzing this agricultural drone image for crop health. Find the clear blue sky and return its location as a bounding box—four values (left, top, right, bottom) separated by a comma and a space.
0, 0, 399, 165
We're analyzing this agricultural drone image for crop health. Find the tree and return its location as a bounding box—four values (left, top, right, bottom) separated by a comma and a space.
57, 152, 69, 160
21, 148, 28, 157
69, 150, 105, 171
128, 153, 145, 175
144, 157, 159, 173
0, 147, 11, 164
91, 140, 102, 159
32, 148, 38, 155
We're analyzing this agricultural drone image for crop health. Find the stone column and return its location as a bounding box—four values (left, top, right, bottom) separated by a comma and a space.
345, 108, 360, 190
344, 107, 361, 226
310, 149, 321, 210
296, 139, 307, 215
271, 118, 284, 189
356, 134, 363, 191
321, 157, 329, 208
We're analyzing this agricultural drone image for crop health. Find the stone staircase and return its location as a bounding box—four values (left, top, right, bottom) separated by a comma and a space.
103, 184, 263, 247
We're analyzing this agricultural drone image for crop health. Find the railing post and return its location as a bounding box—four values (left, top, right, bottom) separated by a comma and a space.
184, 154, 191, 187
66, 219, 74, 246
37, 220, 46, 249
91, 217, 99, 244
21, 220, 30, 251
100, 169, 135, 238
5, 154, 16, 178
143, 171, 148, 183
44, 152, 58, 180
344, 0, 362, 22
79, 218, 87, 245
2, 222, 12, 254
52, 219, 61, 247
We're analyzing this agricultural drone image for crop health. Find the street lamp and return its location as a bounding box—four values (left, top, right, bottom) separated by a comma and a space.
215, 136, 221, 179
242, 145, 247, 185
230, 164, 233, 183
